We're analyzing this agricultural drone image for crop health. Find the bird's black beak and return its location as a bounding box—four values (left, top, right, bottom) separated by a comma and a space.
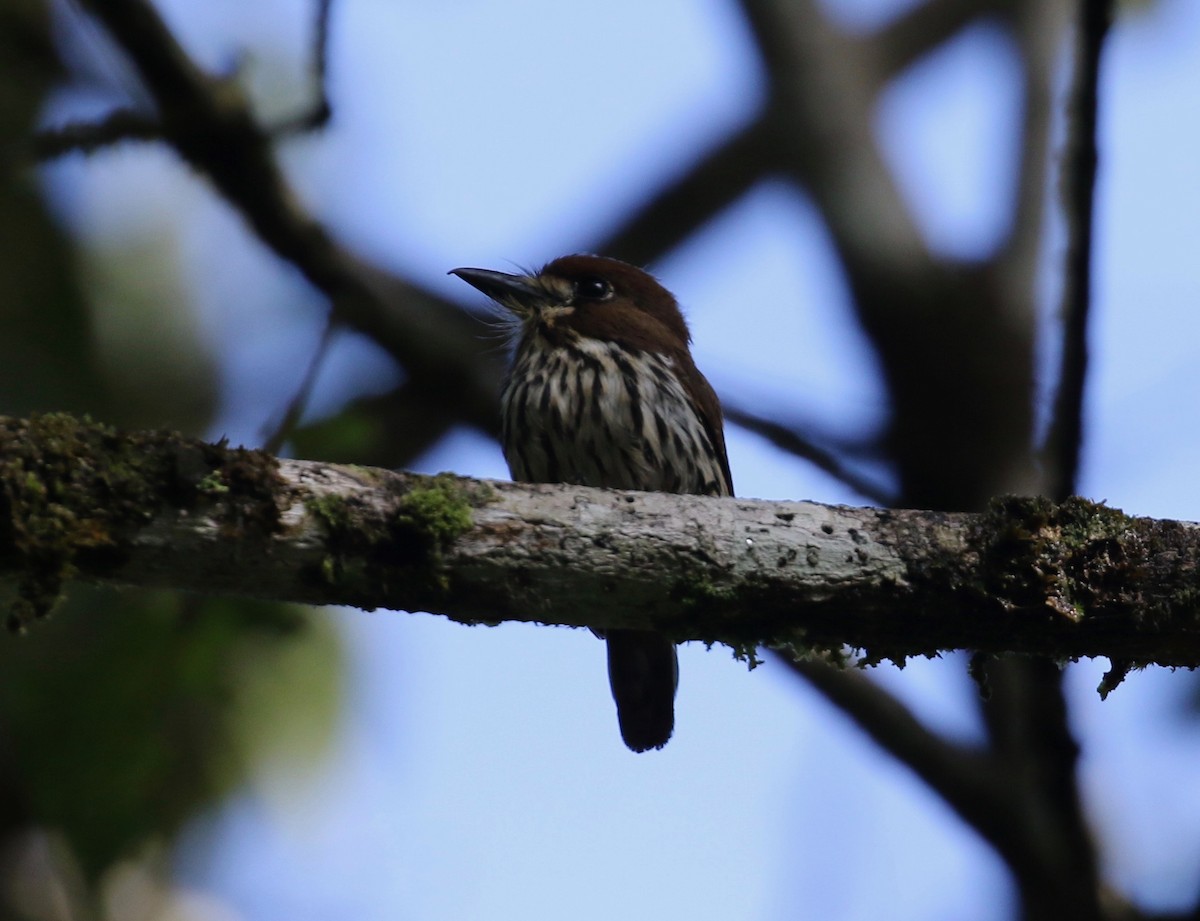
450, 267, 545, 314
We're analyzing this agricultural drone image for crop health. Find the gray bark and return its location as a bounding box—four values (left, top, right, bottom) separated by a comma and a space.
4, 415, 1200, 669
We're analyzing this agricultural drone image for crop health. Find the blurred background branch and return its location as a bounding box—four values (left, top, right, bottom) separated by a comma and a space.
2, 0, 1189, 918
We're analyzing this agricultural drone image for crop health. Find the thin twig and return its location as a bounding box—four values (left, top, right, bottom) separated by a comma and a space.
724, 405, 895, 505
262, 316, 340, 455
30, 109, 162, 160
999, 2, 1072, 313
1043, 0, 1113, 501
74, 0, 503, 437
272, 0, 334, 135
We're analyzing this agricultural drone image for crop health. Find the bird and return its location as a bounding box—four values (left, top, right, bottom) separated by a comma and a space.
451, 255, 733, 752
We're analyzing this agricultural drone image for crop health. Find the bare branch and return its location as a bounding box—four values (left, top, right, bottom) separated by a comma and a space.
869, 0, 1013, 80
980, 10, 1103, 917
781, 655, 1000, 808
595, 0, 1024, 270
740, 0, 932, 276
72, 0, 503, 434
977, 657, 1103, 920
1043, 0, 1114, 500
779, 656, 1047, 875
30, 109, 163, 159
272, 0, 335, 135
997, 1, 1072, 316
736, 0, 1038, 506
723, 404, 895, 505
790, 653, 1104, 920
595, 121, 774, 266
6, 413, 1200, 673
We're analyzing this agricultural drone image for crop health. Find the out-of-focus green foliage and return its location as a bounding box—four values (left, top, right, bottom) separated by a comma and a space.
0, 2, 345, 897
0, 0, 111, 419
0, 590, 341, 879
292, 395, 395, 464
292, 390, 455, 469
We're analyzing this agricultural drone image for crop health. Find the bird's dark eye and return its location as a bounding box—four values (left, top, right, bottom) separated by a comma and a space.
573, 276, 614, 301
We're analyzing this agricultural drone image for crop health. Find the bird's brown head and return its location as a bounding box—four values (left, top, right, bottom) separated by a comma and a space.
450, 254, 691, 353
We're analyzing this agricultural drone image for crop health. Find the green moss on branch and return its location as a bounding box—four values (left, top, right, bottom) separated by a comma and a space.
0, 413, 282, 627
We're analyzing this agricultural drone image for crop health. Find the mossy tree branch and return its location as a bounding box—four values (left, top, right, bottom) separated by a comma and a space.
3, 413, 1200, 673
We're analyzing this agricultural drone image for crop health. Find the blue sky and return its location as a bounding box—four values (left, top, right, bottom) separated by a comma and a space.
44, 0, 1200, 917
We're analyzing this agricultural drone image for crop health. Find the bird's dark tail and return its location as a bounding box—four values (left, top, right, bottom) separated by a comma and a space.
605, 630, 679, 752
